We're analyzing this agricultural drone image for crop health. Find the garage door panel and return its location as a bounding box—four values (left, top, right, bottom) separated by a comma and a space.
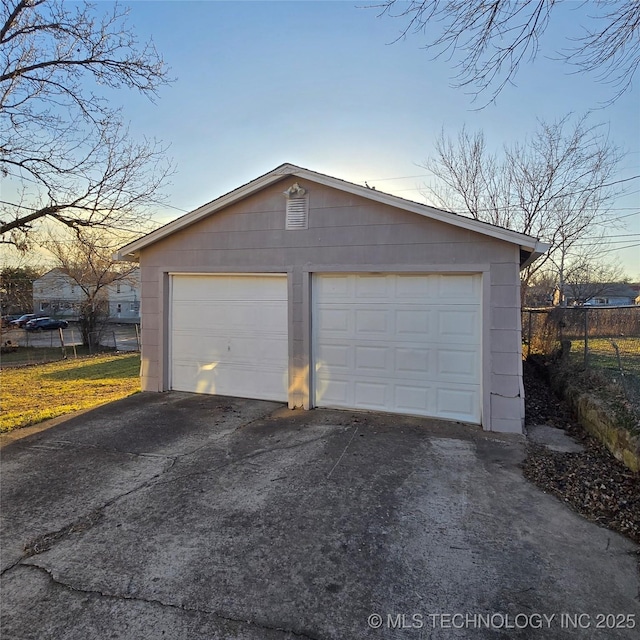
354, 345, 389, 373
173, 329, 288, 359
316, 308, 350, 335
314, 273, 481, 423
354, 275, 391, 298
354, 308, 388, 335
173, 301, 286, 333
173, 275, 287, 302
316, 274, 351, 298
318, 377, 349, 405
436, 274, 481, 300
395, 309, 432, 337
394, 274, 432, 299
395, 347, 430, 374
435, 386, 479, 422
437, 308, 480, 341
212, 365, 286, 400
315, 343, 351, 370
437, 348, 478, 382
172, 361, 286, 401
354, 381, 389, 409
395, 384, 432, 414
171, 275, 288, 402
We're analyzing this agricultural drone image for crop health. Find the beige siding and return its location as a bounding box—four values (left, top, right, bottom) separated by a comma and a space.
138, 179, 525, 432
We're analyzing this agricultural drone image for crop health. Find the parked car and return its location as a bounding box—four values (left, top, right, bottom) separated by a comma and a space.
10, 313, 38, 328
1, 314, 23, 328
25, 317, 69, 332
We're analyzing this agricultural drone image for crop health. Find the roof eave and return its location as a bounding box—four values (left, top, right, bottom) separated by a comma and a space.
290, 165, 545, 249
115, 165, 293, 260
519, 241, 550, 270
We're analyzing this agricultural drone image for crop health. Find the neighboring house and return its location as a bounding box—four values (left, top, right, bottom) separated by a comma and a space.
107, 275, 141, 322
628, 283, 640, 305
555, 283, 638, 307
116, 163, 548, 434
32, 268, 140, 322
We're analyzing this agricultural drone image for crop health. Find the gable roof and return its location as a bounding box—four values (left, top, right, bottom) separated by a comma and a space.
116, 163, 549, 267
568, 283, 637, 299
33, 268, 69, 282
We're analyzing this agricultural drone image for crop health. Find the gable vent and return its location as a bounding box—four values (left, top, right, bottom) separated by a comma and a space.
283, 183, 308, 229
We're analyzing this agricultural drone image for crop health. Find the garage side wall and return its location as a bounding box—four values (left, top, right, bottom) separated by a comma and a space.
138, 179, 525, 433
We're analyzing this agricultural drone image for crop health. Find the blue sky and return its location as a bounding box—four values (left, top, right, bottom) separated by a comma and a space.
55, 1, 640, 275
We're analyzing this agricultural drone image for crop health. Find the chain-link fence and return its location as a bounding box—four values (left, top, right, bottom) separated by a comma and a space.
0, 324, 140, 367
522, 306, 640, 413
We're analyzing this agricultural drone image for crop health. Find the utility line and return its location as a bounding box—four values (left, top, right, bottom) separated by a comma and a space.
575, 238, 640, 246
598, 242, 640, 254
0, 197, 189, 215
369, 173, 640, 189
582, 233, 640, 238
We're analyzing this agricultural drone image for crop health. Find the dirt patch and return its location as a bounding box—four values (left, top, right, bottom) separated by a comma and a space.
523, 361, 640, 545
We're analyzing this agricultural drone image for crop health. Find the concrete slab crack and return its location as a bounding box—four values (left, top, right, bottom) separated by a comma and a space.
326, 426, 358, 479
23, 509, 103, 557
20, 563, 323, 640
169, 408, 281, 460
25, 438, 178, 462
0, 457, 176, 577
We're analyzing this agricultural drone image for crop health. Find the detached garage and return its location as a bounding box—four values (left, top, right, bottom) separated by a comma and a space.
117, 163, 547, 433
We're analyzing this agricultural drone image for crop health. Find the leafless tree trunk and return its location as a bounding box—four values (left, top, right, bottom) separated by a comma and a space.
44, 230, 139, 347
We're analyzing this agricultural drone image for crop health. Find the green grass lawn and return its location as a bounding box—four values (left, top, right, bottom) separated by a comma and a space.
569, 337, 640, 375
0, 353, 141, 432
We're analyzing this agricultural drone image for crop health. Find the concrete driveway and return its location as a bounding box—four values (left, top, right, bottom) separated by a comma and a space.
1, 394, 638, 639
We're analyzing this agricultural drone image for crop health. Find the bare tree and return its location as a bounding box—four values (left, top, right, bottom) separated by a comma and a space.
421, 115, 623, 303
44, 230, 139, 346
523, 268, 557, 307
524, 251, 626, 307
562, 248, 626, 305
373, 0, 640, 104
0, 265, 43, 314
0, 0, 172, 249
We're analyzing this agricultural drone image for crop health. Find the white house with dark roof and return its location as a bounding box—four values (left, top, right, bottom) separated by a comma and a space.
33, 268, 140, 322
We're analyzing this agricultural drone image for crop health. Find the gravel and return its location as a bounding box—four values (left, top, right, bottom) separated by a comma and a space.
522, 361, 640, 545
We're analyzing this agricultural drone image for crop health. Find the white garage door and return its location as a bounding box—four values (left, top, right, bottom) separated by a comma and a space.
171, 274, 288, 401
314, 273, 481, 423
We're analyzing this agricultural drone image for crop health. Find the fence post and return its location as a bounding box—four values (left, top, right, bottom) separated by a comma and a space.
583, 308, 589, 369
58, 327, 66, 359
135, 323, 140, 351
527, 310, 533, 358
113, 331, 117, 352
